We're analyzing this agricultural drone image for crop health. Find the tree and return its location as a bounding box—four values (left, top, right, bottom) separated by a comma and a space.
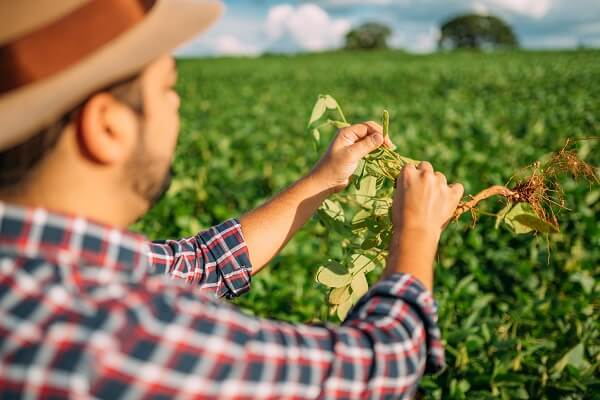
439, 14, 518, 50
345, 22, 392, 50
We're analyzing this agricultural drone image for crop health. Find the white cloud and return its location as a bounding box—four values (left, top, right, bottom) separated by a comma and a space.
265, 4, 351, 51
176, 0, 600, 56
319, 0, 398, 5
321, 0, 554, 19
481, 0, 553, 19
472, 2, 491, 15
213, 34, 260, 56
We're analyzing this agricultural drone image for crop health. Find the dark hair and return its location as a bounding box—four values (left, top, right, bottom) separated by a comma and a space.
0, 75, 143, 191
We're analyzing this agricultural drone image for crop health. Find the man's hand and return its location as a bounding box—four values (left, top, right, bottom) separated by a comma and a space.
384, 162, 464, 291
392, 161, 464, 238
310, 122, 394, 194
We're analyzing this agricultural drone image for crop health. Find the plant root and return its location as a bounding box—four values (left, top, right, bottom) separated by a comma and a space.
453, 185, 517, 219
451, 138, 599, 229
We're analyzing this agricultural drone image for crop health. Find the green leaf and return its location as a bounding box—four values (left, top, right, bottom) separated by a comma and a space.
373, 198, 391, 216
350, 272, 369, 302
351, 209, 371, 224
330, 120, 351, 129
350, 253, 375, 274
323, 95, 339, 110
308, 97, 327, 127
337, 298, 353, 321
585, 189, 600, 206
512, 387, 529, 399
569, 272, 595, 294
503, 202, 558, 234
316, 266, 352, 288
360, 233, 381, 250
329, 285, 351, 305
553, 343, 586, 375
352, 159, 366, 190
317, 209, 346, 234
365, 160, 384, 177
472, 294, 495, 312
356, 175, 377, 205
312, 128, 320, 145
495, 202, 513, 229
457, 380, 470, 394
513, 213, 559, 233
321, 199, 345, 222
503, 202, 557, 234
324, 260, 347, 274
351, 209, 373, 233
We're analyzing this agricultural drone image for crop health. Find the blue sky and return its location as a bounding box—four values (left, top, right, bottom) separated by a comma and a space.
177, 0, 600, 56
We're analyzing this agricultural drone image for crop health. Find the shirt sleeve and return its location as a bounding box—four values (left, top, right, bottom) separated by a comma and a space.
146, 218, 253, 299
89, 273, 445, 399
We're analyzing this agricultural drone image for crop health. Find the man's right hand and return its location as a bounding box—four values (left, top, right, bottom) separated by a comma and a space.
384, 161, 463, 291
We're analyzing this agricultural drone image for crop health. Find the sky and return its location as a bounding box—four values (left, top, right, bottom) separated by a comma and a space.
177, 0, 600, 56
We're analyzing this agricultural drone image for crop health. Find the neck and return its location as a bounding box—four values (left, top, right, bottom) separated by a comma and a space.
0, 155, 146, 228
0, 184, 142, 228
0, 128, 147, 228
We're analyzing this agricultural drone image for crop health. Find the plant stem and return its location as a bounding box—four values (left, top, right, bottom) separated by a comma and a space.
383, 110, 389, 138
453, 185, 516, 219
337, 105, 348, 124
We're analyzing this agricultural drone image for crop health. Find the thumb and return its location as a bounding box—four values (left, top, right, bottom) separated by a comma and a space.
347, 133, 384, 160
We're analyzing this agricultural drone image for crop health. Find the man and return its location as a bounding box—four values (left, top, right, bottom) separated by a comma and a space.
0, 0, 463, 398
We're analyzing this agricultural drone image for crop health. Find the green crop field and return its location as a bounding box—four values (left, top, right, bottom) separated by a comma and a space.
135, 50, 600, 399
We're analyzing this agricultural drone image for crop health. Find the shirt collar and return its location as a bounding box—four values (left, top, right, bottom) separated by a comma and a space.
0, 201, 149, 283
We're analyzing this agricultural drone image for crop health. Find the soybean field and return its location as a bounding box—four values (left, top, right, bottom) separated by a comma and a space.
136, 50, 600, 399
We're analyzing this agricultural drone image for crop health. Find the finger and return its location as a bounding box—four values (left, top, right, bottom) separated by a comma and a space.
338, 124, 369, 146
441, 218, 452, 230
435, 171, 447, 186
384, 135, 397, 150
418, 161, 434, 174
346, 132, 384, 160
400, 163, 417, 180
364, 121, 397, 149
402, 162, 417, 172
396, 164, 416, 188
363, 121, 383, 131
449, 183, 465, 201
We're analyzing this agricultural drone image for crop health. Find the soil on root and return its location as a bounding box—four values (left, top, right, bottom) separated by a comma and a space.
452, 138, 599, 229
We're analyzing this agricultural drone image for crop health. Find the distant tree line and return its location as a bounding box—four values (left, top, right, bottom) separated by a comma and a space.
344, 13, 518, 51
439, 14, 518, 50
345, 22, 392, 50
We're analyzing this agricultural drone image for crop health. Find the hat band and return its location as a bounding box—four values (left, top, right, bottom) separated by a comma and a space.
0, 0, 156, 96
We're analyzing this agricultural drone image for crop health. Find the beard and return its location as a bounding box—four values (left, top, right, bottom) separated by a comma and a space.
128, 142, 174, 210
144, 164, 174, 208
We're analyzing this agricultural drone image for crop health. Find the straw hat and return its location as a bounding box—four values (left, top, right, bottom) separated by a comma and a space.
0, 0, 224, 151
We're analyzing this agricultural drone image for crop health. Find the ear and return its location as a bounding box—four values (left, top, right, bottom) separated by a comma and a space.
78, 92, 140, 164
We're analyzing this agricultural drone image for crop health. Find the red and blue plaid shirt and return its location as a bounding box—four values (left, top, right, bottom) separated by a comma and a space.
0, 202, 444, 399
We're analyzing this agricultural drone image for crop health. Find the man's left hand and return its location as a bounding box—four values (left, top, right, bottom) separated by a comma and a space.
310, 121, 395, 193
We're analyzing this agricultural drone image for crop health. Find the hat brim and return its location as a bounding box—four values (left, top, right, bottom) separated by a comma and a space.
0, 0, 224, 151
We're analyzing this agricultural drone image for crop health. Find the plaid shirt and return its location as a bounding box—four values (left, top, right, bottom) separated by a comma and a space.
0, 202, 445, 399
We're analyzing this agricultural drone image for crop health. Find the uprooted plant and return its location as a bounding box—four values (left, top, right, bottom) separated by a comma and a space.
308, 94, 599, 320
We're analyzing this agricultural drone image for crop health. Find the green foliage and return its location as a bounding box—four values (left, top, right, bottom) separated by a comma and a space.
345, 22, 392, 50
135, 50, 600, 399
504, 202, 560, 234
439, 14, 519, 50
308, 95, 577, 328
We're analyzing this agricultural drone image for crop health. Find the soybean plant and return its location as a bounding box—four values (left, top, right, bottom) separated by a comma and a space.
308, 95, 599, 320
